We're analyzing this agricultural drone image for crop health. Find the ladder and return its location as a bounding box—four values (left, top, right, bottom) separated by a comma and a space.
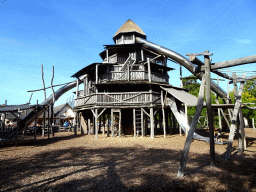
134, 109, 142, 136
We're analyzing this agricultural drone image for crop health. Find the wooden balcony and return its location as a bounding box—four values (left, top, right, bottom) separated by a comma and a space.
99, 70, 168, 84
74, 91, 161, 108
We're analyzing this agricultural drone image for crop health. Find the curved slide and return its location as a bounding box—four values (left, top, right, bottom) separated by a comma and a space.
3, 75, 87, 139
135, 37, 227, 98
135, 37, 227, 142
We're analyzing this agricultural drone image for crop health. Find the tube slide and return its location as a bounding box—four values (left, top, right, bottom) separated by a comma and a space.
135, 37, 227, 98
136, 37, 227, 142
167, 97, 210, 142
3, 75, 86, 139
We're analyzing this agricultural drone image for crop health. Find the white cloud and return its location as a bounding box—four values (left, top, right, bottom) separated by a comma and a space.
235, 38, 252, 44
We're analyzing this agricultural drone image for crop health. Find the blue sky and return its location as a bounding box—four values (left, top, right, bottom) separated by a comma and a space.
1, 0, 256, 106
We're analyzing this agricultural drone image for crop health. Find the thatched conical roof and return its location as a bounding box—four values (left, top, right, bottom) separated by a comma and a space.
113, 19, 146, 38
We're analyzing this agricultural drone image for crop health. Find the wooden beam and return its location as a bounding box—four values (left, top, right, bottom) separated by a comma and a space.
141, 109, 144, 137
133, 109, 136, 137
107, 113, 110, 137
147, 57, 152, 83
204, 50, 215, 167
96, 64, 98, 84
111, 109, 114, 137
225, 74, 246, 161
186, 52, 213, 56
188, 55, 204, 66
119, 110, 121, 138
141, 108, 150, 117
161, 90, 166, 138
150, 107, 154, 138
177, 74, 206, 177
199, 54, 256, 71
95, 108, 98, 138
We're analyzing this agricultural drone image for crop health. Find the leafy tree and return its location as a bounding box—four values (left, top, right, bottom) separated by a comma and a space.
242, 78, 256, 126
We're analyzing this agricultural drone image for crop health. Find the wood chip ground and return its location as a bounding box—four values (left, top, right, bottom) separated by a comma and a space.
0, 128, 256, 191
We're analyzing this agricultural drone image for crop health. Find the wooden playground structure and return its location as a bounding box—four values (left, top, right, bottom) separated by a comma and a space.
1, 19, 256, 177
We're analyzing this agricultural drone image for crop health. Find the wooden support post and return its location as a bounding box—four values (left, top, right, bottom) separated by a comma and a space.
233, 73, 242, 153
2, 113, 5, 141
173, 113, 177, 134
51, 104, 54, 137
103, 113, 105, 135
141, 49, 144, 61
119, 110, 121, 138
204, 50, 215, 167
170, 112, 173, 135
253, 118, 255, 130
99, 114, 101, 134
141, 109, 144, 137
47, 106, 50, 139
15, 110, 20, 146
133, 109, 136, 137
80, 113, 84, 135
178, 74, 206, 177
161, 91, 166, 138
106, 49, 109, 63
96, 64, 98, 84
225, 74, 246, 160
111, 109, 114, 137
95, 109, 98, 138
88, 118, 91, 135
147, 57, 152, 83
76, 79, 79, 100
107, 113, 110, 137
74, 111, 77, 136
42, 111, 45, 137
150, 108, 154, 138
84, 78, 86, 96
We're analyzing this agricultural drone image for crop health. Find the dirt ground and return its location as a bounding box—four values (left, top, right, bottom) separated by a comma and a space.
0, 128, 256, 192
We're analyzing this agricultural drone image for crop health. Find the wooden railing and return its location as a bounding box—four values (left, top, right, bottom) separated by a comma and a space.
99, 71, 168, 84
75, 92, 161, 107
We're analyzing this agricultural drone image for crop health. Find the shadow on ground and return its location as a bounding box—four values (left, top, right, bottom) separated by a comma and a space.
0, 143, 256, 192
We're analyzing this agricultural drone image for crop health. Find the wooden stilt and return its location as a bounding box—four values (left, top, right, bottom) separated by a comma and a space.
204, 50, 215, 167
177, 74, 206, 177
80, 113, 84, 135
51, 104, 54, 137
47, 106, 50, 139
74, 111, 77, 136
225, 74, 246, 160
99, 114, 102, 134
111, 109, 114, 137
141, 109, 144, 137
103, 113, 105, 135
15, 111, 20, 146
42, 111, 45, 137
88, 118, 91, 135
150, 107, 154, 138
133, 109, 136, 137
107, 113, 110, 137
95, 109, 98, 138
119, 109, 121, 138
161, 90, 166, 137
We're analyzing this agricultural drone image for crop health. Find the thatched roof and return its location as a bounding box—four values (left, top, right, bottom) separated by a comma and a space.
113, 19, 146, 38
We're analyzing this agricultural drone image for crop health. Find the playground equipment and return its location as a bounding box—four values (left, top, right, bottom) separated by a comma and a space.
1, 19, 255, 177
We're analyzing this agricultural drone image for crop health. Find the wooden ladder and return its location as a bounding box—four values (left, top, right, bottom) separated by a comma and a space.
135, 109, 142, 136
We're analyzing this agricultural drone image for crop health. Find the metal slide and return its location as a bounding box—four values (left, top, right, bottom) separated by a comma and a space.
135, 37, 227, 98
135, 37, 227, 142
167, 97, 210, 142
3, 75, 86, 140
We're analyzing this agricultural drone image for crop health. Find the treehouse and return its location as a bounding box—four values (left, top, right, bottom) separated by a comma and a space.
71, 19, 194, 138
